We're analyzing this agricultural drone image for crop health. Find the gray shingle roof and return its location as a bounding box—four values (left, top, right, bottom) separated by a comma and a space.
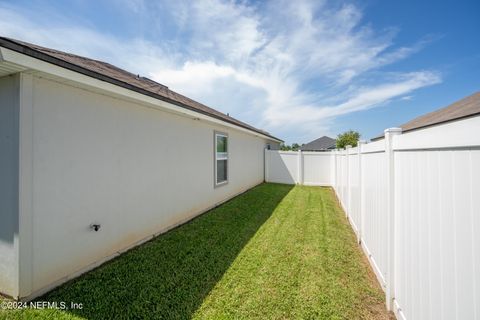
0, 36, 282, 142
372, 91, 480, 140
300, 136, 336, 151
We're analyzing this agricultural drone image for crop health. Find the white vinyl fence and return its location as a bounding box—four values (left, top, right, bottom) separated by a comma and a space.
265, 150, 333, 185
265, 115, 480, 320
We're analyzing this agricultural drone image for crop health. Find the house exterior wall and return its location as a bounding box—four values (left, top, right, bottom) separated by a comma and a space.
267, 141, 281, 150
18, 75, 274, 298
0, 74, 20, 297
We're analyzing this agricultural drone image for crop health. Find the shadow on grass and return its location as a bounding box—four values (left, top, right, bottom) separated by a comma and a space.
34, 183, 293, 319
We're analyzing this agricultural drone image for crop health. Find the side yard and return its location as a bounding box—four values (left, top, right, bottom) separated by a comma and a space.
1, 183, 391, 319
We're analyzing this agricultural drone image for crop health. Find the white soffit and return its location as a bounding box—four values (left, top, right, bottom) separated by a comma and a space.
0, 60, 27, 77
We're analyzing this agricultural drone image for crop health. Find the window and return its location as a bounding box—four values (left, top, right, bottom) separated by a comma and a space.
215, 132, 228, 186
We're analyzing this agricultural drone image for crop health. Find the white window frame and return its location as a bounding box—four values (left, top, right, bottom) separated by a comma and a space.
214, 131, 229, 187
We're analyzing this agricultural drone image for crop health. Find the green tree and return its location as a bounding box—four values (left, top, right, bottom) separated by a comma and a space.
279, 143, 301, 151
336, 130, 360, 148
291, 143, 300, 151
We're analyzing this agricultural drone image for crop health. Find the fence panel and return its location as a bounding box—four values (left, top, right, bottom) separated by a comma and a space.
340, 151, 348, 208
265, 150, 333, 186
347, 148, 361, 236
335, 152, 343, 204
362, 150, 388, 287
265, 151, 298, 184
393, 148, 480, 319
302, 152, 333, 186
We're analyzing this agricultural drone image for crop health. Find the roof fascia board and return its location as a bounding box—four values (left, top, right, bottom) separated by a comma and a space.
0, 46, 282, 143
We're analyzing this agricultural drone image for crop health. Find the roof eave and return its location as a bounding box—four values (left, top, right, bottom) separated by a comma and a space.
0, 37, 283, 143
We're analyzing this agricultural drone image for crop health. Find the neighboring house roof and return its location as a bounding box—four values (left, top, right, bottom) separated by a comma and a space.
372, 91, 480, 141
0, 36, 282, 142
300, 136, 336, 151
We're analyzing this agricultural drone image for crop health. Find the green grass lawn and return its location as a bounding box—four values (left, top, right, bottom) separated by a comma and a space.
1, 183, 391, 319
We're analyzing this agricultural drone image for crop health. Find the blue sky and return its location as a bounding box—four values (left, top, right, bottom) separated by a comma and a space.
1, 0, 479, 143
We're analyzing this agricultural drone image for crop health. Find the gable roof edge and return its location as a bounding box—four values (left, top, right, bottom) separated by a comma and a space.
0, 37, 283, 143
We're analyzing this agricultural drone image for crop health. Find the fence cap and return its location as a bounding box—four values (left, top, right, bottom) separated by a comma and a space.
384, 127, 402, 134
345, 145, 352, 149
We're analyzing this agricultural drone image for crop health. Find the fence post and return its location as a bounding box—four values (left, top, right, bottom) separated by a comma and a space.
297, 150, 303, 185
264, 149, 269, 183
335, 149, 342, 202
332, 150, 337, 189
385, 128, 402, 311
340, 149, 344, 203
358, 140, 366, 244
345, 145, 352, 217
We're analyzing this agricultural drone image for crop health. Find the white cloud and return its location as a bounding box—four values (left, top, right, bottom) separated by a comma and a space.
189, 0, 266, 61
0, 7, 173, 76
0, 0, 441, 143
149, 0, 441, 141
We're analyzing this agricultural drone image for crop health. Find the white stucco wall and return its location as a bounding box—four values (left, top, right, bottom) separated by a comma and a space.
19, 75, 273, 298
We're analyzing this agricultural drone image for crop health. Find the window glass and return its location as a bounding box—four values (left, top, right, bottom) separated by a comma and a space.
217, 136, 227, 152
215, 133, 228, 185
217, 159, 227, 183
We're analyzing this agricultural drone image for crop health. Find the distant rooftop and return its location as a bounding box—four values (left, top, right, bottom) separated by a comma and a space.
372, 91, 480, 140
300, 136, 336, 151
